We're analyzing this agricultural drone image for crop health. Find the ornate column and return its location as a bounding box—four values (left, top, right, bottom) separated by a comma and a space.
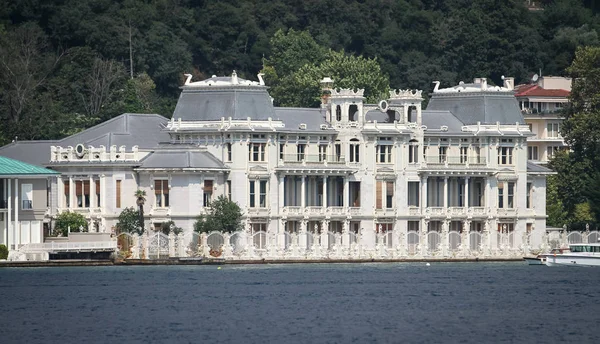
464, 176, 470, 208
100, 174, 106, 214
322, 176, 328, 209
343, 177, 349, 208
462, 220, 471, 256
421, 175, 428, 212
14, 179, 19, 248
89, 176, 95, 210
301, 176, 306, 208
321, 219, 329, 254
443, 176, 448, 209
295, 219, 304, 255
278, 219, 287, 253
168, 231, 176, 257
69, 176, 74, 210
441, 219, 450, 257
278, 174, 285, 210
131, 233, 140, 259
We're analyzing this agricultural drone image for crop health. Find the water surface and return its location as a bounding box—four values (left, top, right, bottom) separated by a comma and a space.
1, 262, 598, 343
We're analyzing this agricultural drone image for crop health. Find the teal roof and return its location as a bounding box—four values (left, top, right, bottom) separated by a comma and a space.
0, 155, 59, 176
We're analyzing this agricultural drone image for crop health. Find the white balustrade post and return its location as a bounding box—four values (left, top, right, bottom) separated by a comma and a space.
168, 232, 176, 257
132, 233, 140, 259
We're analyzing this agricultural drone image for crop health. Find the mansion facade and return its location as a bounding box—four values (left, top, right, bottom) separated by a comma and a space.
0, 72, 552, 259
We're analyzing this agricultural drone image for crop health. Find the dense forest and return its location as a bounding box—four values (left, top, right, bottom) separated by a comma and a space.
0, 0, 599, 144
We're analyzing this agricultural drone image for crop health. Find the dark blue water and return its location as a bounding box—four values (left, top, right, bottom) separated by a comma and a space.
0, 263, 599, 343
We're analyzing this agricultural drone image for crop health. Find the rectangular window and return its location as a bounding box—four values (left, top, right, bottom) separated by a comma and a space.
279, 143, 284, 160
460, 147, 468, 163
249, 180, 267, 208
96, 180, 100, 207
154, 179, 169, 207
438, 146, 447, 163
259, 180, 267, 208
507, 182, 515, 208
64, 181, 70, 208
376, 181, 382, 209
249, 143, 266, 162
408, 144, 419, 163
350, 142, 360, 162
319, 145, 327, 162
226, 143, 232, 162
497, 147, 513, 165
498, 182, 504, 209
116, 180, 121, 208
75, 181, 90, 208
547, 122, 561, 138
349, 182, 361, 207
297, 144, 306, 161
227, 180, 232, 201
376, 145, 392, 163
203, 180, 213, 207
408, 181, 420, 207
472, 146, 481, 164
386, 181, 394, 209
526, 182, 532, 208
21, 183, 33, 209
528, 146, 538, 160
335, 143, 342, 162
249, 181, 256, 208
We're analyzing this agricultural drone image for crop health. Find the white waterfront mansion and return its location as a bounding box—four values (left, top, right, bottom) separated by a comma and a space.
0, 72, 553, 260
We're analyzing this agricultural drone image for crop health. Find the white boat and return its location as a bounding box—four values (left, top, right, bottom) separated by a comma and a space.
545, 243, 600, 267
524, 255, 546, 265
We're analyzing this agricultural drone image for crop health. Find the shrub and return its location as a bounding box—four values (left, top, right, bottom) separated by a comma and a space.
0, 244, 8, 260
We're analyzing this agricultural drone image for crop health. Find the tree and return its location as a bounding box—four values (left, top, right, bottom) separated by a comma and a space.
160, 220, 183, 235
116, 207, 143, 235
79, 57, 127, 118
194, 196, 243, 233
54, 211, 88, 237
134, 190, 146, 233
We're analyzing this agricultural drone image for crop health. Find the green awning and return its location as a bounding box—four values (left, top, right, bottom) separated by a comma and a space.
0, 155, 59, 176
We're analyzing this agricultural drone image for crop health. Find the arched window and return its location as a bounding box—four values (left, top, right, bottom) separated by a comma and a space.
336, 105, 342, 121
349, 105, 358, 122
408, 139, 419, 163
349, 138, 360, 163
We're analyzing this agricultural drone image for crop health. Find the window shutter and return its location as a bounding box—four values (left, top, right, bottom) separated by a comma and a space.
95, 180, 100, 194
83, 181, 90, 195
162, 180, 169, 194
376, 181, 382, 209
64, 181, 69, 195
155, 180, 161, 194
75, 181, 82, 195
204, 180, 213, 192
386, 181, 394, 196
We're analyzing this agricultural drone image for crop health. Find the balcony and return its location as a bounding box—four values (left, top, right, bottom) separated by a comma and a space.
448, 207, 467, 216
282, 206, 302, 216
281, 154, 345, 166
470, 207, 486, 216
374, 208, 396, 217
408, 207, 421, 216
497, 208, 517, 217
426, 207, 445, 216
327, 206, 346, 216
305, 206, 325, 216
422, 156, 487, 169
247, 208, 270, 217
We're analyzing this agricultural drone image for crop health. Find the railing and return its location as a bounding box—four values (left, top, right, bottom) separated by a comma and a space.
448, 207, 466, 216
408, 207, 421, 216
327, 206, 345, 215
423, 156, 486, 167
426, 207, 445, 216
349, 207, 361, 216
471, 207, 486, 216
21, 241, 117, 253
282, 206, 302, 215
281, 154, 345, 164
305, 206, 324, 215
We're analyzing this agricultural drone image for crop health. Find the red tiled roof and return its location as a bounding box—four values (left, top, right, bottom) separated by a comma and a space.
514, 84, 570, 97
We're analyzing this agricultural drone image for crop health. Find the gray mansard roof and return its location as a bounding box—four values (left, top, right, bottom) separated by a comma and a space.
427, 80, 524, 125
422, 110, 466, 134
274, 108, 331, 132
138, 150, 226, 170
0, 113, 169, 166
172, 87, 276, 122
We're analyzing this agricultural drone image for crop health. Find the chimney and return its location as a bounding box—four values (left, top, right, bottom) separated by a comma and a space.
503, 77, 514, 90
